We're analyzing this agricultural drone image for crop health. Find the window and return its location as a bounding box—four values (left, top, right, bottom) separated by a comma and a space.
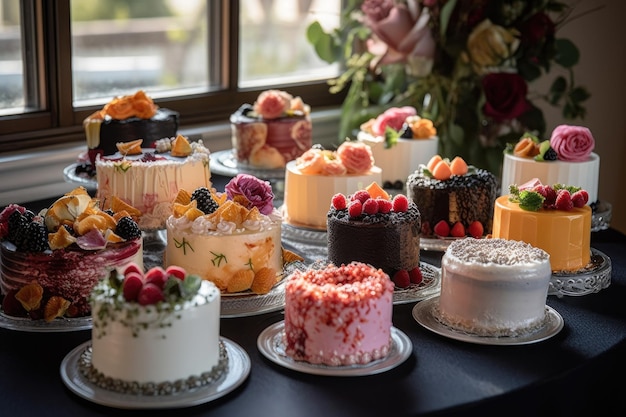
0, 0, 342, 153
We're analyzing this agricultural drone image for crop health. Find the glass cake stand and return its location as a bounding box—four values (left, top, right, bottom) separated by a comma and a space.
549, 248, 612, 297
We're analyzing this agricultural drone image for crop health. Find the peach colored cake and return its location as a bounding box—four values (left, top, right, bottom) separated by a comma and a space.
284, 262, 394, 366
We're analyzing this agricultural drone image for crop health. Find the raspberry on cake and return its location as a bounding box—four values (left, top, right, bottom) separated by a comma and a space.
357, 106, 439, 189
0, 187, 143, 321
283, 261, 394, 365
230, 89, 312, 169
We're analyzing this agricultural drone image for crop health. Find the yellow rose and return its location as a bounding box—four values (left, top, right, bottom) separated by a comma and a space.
466, 19, 520, 72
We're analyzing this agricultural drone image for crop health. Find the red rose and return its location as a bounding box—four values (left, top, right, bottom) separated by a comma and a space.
520, 13, 555, 47
482, 73, 531, 121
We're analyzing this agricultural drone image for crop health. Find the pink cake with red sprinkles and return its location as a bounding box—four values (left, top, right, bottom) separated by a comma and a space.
283, 262, 394, 366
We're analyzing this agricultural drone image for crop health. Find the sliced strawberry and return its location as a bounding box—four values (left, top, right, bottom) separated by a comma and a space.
409, 267, 423, 285
392, 270, 410, 288
122, 272, 144, 302
433, 220, 450, 237
165, 265, 186, 280
144, 266, 168, 288
450, 221, 465, 237
137, 283, 165, 305
467, 221, 484, 238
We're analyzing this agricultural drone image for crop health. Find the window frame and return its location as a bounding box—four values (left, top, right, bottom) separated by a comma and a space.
0, 0, 344, 153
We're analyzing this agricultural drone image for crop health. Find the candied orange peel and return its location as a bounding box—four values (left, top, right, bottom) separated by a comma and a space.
15, 282, 44, 312
44, 296, 71, 322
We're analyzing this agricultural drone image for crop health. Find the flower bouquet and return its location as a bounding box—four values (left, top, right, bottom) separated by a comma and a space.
307, 0, 594, 174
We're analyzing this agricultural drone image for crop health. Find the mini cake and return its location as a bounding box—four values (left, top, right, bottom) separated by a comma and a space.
85, 264, 224, 394
492, 179, 592, 271
501, 125, 600, 204
439, 238, 552, 337
96, 135, 211, 230
0, 187, 143, 320
283, 142, 382, 230
406, 155, 498, 239
83, 90, 179, 172
230, 89, 312, 169
283, 261, 394, 365
165, 174, 288, 294
357, 106, 439, 189
326, 182, 422, 288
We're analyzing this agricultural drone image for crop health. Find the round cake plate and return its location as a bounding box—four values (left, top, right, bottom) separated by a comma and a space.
549, 248, 612, 297
210, 149, 285, 180
412, 296, 564, 346
60, 337, 250, 410
0, 311, 92, 332
257, 321, 412, 376
63, 163, 97, 188
393, 262, 441, 304
280, 222, 328, 264
221, 280, 286, 318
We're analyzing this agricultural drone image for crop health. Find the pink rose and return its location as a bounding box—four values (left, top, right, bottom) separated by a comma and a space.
371, 106, 417, 136
225, 174, 275, 215
253, 90, 292, 119
336, 141, 374, 174
549, 125, 595, 162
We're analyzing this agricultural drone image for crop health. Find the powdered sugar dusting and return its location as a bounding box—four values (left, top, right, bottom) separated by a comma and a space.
447, 238, 549, 265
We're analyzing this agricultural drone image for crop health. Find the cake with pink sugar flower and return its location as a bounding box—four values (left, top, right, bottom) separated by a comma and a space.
283, 261, 394, 366
501, 125, 600, 205
357, 106, 439, 190
282, 141, 382, 230
230, 90, 312, 169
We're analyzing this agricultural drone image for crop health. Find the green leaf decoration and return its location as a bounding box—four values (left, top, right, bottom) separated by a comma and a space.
554, 39, 580, 68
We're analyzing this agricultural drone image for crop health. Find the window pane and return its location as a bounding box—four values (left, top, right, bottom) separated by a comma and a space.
0, 0, 24, 114
239, 0, 340, 87
70, 0, 209, 106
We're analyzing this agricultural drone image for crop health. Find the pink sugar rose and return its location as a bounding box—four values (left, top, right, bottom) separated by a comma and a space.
225, 174, 275, 215
253, 90, 293, 119
549, 125, 595, 162
371, 106, 417, 136
336, 141, 374, 174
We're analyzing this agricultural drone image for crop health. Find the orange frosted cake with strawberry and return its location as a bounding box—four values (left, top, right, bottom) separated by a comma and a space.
230, 90, 312, 169
492, 180, 592, 272
326, 183, 423, 288
357, 106, 439, 189
85, 264, 224, 394
283, 141, 382, 230
284, 261, 394, 365
406, 155, 497, 239
82, 90, 179, 174
501, 126, 600, 204
0, 187, 143, 320
165, 175, 287, 294
96, 135, 211, 230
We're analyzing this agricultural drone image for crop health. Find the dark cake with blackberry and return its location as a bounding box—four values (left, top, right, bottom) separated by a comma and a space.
326, 182, 422, 288
406, 155, 497, 239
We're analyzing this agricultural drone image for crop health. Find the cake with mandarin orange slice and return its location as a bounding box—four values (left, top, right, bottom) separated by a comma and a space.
491, 179, 592, 272
406, 155, 498, 239
357, 106, 439, 190
83, 264, 224, 394
230, 89, 312, 169
165, 175, 300, 294
282, 141, 382, 230
326, 182, 422, 288
0, 187, 143, 321
283, 261, 394, 365
81, 90, 179, 175
95, 135, 211, 230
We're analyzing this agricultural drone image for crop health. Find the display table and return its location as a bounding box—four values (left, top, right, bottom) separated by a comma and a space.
1, 176, 625, 416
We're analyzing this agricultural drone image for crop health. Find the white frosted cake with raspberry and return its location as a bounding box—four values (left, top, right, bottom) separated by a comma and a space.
96, 135, 211, 230
86, 264, 224, 394
357, 106, 438, 189
0, 187, 143, 320
165, 175, 285, 294
282, 142, 382, 230
283, 262, 394, 365
501, 125, 599, 204
439, 238, 552, 337
230, 90, 312, 169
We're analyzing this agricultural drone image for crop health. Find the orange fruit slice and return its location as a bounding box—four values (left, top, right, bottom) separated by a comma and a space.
15, 282, 44, 312
174, 189, 192, 206
116, 139, 143, 155
109, 196, 142, 218
44, 296, 71, 322
170, 134, 192, 157
282, 248, 304, 264
365, 182, 390, 200
48, 226, 77, 250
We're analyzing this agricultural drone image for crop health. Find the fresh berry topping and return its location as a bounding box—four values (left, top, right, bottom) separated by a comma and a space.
571, 190, 589, 208
351, 190, 371, 204
543, 186, 557, 206
165, 265, 186, 280
392, 194, 409, 212
399, 123, 413, 138
362, 198, 379, 215
450, 221, 466, 238
348, 200, 362, 218
433, 220, 450, 237
191, 187, 219, 214
144, 266, 168, 289
467, 221, 484, 239
123, 262, 143, 276
7, 210, 28, 246
376, 198, 393, 214
392, 270, 411, 288
115, 216, 142, 240
331, 193, 347, 210
554, 189, 573, 211
122, 272, 144, 302
409, 267, 423, 285
21, 222, 49, 252
137, 283, 165, 306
